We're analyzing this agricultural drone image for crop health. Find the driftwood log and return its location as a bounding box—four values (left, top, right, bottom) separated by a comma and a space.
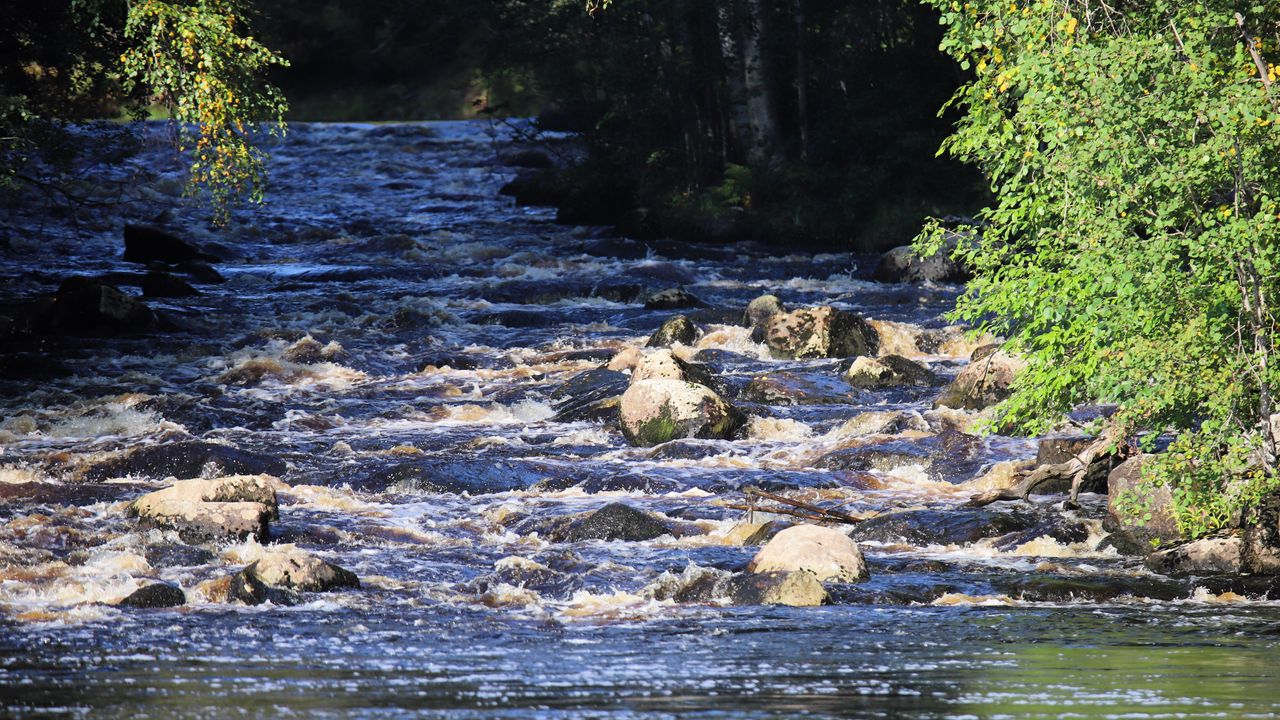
967, 425, 1127, 508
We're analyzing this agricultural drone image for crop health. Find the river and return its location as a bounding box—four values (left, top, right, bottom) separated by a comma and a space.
1, 120, 1278, 718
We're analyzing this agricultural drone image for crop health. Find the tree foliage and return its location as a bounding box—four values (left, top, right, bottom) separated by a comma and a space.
920, 0, 1280, 535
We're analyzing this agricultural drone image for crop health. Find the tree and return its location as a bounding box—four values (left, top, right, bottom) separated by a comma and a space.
1, 0, 287, 223
919, 0, 1280, 535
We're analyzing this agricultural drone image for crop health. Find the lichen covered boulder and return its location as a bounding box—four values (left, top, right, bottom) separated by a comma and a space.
764, 306, 878, 360
934, 346, 1026, 410
127, 475, 280, 542
844, 354, 937, 389
619, 379, 745, 447
646, 315, 699, 348
747, 524, 868, 582
726, 571, 828, 607
246, 547, 360, 592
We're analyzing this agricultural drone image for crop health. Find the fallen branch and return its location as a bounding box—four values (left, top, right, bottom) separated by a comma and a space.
718, 502, 833, 524
717, 486, 867, 525
966, 424, 1126, 508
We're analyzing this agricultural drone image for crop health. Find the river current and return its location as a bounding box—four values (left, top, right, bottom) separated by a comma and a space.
1, 121, 1278, 718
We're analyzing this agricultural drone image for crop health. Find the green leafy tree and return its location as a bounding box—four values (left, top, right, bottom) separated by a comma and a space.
920, 0, 1280, 535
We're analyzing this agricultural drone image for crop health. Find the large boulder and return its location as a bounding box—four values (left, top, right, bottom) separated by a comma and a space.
1242, 492, 1280, 574
844, 355, 937, 389
84, 441, 287, 481
123, 224, 219, 264
1032, 434, 1120, 494
646, 315, 699, 348
619, 379, 745, 447
244, 547, 359, 592
128, 475, 280, 542
563, 503, 672, 542
1146, 536, 1243, 575
630, 349, 717, 389
644, 287, 705, 310
549, 368, 630, 423
872, 236, 970, 284
747, 524, 868, 582
764, 306, 878, 360
141, 271, 199, 298
32, 281, 155, 336
934, 345, 1026, 410
1105, 456, 1183, 549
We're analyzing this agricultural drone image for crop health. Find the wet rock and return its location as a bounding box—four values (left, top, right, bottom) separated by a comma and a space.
1105, 456, 1183, 549
118, 582, 185, 608
175, 260, 225, 284
748, 524, 868, 582
501, 148, 555, 169
992, 516, 1093, 551
643, 287, 705, 310
934, 345, 1026, 410
1242, 492, 1280, 574
872, 242, 970, 284
498, 171, 565, 207
764, 306, 878, 360
1001, 574, 1189, 603
829, 410, 930, 438
844, 355, 937, 389
577, 474, 679, 495
726, 571, 828, 607
743, 294, 784, 329
1147, 535, 1243, 576
1031, 434, 1119, 494
646, 315, 699, 348
850, 508, 1037, 546
619, 379, 745, 447
144, 543, 215, 568
563, 503, 671, 542
141, 271, 199, 298
128, 475, 280, 543
742, 520, 794, 546
31, 281, 155, 336
631, 349, 716, 387
123, 224, 218, 264
246, 547, 359, 592
228, 567, 299, 606
741, 371, 857, 406
467, 558, 579, 601
373, 458, 551, 495
815, 430, 986, 483
549, 367, 630, 423
84, 441, 288, 481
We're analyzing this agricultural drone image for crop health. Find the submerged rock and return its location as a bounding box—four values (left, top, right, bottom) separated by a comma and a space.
563, 503, 671, 542
764, 306, 878, 360
747, 524, 868, 582
644, 287, 705, 310
726, 571, 828, 607
118, 582, 186, 609
646, 315, 699, 348
549, 367, 629, 423
850, 508, 1036, 546
371, 458, 555, 495
84, 441, 288, 481
740, 371, 857, 406
123, 224, 218, 264
934, 346, 1026, 410
141, 271, 199, 298
1147, 535, 1242, 575
619, 379, 745, 447
844, 355, 937, 389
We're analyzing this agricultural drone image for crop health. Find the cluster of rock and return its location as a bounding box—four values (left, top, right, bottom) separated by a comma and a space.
111, 454, 359, 610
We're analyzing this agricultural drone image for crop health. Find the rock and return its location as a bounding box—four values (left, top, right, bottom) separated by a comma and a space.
370, 458, 554, 495
32, 281, 155, 336
764, 306, 879, 360
844, 355, 937, 389
630, 349, 716, 388
829, 410, 930, 438
123, 224, 217, 264
141, 271, 199, 298
814, 430, 987, 484
501, 148, 555, 169
606, 347, 644, 372
1105, 456, 1183, 549
228, 567, 299, 606
872, 237, 970, 284
934, 346, 1026, 410
747, 524, 868, 582
850, 508, 1036, 546
175, 260, 225, 284
128, 475, 280, 542
549, 367, 630, 423
83, 441, 288, 481
1242, 492, 1280, 574
563, 503, 671, 542
726, 571, 828, 607
245, 547, 359, 592
118, 582, 186, 608
144, 543, 215, 568
644, 287, 706, 310
743, 294, 784, 329
741, 371, 856, 405
499, 170, 566, 206
743, 520, 793, 546
1032, 434, 1119, 494
1147, 536, 1243, 575
646, 315, 699, 348
619, 379, 745, 447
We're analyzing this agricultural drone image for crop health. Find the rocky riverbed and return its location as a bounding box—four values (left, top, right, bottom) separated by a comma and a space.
1, 121, 1279, 718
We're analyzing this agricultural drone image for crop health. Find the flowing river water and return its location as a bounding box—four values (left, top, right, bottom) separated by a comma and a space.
1, 121, 1279, 718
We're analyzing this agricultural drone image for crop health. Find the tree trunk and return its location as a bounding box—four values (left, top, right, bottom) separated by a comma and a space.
740, 0, 780, 166
793, 0, 808, 161
716, 0, 751, 164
